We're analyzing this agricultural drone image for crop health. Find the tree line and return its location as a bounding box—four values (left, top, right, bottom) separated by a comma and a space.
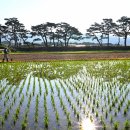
0, 16, 130, 47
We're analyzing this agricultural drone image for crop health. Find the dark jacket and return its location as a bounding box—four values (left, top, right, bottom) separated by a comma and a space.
4, 48, 9, 54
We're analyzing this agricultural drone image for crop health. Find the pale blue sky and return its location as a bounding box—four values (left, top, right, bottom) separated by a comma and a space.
0, 0, 130, 33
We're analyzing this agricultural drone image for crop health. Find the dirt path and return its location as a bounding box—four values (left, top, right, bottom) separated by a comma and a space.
0, 52, 130, 62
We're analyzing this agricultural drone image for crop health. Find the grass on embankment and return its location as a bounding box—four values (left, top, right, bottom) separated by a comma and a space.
2, 50, 130, 54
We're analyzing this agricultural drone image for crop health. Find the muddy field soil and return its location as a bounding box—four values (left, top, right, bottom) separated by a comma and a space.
0, 52, 130, 62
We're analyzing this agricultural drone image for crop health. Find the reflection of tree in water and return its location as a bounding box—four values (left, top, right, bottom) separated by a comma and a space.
32, 61, 85, 80
0, 63, 30, 85
86, 60, 130, 84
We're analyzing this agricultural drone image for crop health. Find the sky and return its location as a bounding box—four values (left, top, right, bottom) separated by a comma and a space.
0, 0, 130, 34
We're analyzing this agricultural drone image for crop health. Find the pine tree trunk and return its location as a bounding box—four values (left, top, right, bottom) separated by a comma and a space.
107, 34, 109, 46
124, 34, 127, 47
0, 35, 1, 45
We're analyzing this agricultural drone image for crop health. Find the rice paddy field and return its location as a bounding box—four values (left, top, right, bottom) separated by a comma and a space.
0, 60, 130, 130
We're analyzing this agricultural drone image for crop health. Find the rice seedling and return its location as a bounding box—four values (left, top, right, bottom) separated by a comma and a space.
105, 110, 108, 119
124, 120, 130, 130
55, 110, 59, 123
95, 111, 98, 117
35, 95, 39, 123
32, 78, 36, 96
114, 110, 117, 116
123, 108, 128, 116
43, 93, 49, 128
100, 116, 104, 124
110, 115, 113, 123
4, 108, 10, 120
13, 115, 17, 125
76, 112, 80, 121
49, 80, 54, 94
0, 60, 130, 130
43, 79, 48, 95
103, 122, 106, 130
114, 121, 119, 130
90, 115, 93, 122
92, 106, 95, 113
44, 113, 49, 129
21, 117, 28, 130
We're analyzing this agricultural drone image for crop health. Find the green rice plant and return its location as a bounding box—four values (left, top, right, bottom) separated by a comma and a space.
63, 105, 67, 115
93, 98, 95, 105
27, 94, 32, 108
96, 101, 99, 108
120, 100, 123, 107
59, 96, 63, 107
124, 108, 128, 115
83, 107, 86, 114
11, 86, 17, 97
38, 77, 42, 96
79, 102, 82, 109
105, 110, 108, 119
4, 108, 9, 120
26, 75, 31, 93
76, 112, 80, 120
43, 92, 49, 128
90, 115, 93, 122
21, 118, 27, 130
49, 80, 54, 93
102, 107, 104, 112
32, 78, 36, 96
20, 94, 24, 106
100, 116, 104, 124
117, 104, 121, 111
43, 79, 48, 95
113, 121, 119, 130
24, 109, 29, 119
124, 119, 130, 130
95, 111, 98, 117
35, 93, 39, 122
55, 110, 59, 123
19, 79, 26, 97
112, 101, 115, 107
103, 122, 106, 130
86, 111, 89, 117
13, 115, 17, 125
114, 110, 117, 116
110, 115, 113, 123
4, 96, 9, 106
108, 97, 110, 104
66, 113, 72, 126
51, 94, 56, 110
128, 100, 130, 105
92, 106, 94, 113
68, 118, 72, 127
74, 107, 76, 115
15, 107, 20, 118
13, 96, 16, 104
44, 114, 49, 129
126, 102, 129, 109
115, 97, 118, 102
109, 105, 112, 112
5, 85, 12, 97
0, 116, 4, 126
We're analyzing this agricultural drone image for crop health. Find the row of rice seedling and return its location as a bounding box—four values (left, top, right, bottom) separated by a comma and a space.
0, 60, 130, 130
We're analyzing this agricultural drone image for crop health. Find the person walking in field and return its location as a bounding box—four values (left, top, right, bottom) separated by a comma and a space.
2, 48, 9, 62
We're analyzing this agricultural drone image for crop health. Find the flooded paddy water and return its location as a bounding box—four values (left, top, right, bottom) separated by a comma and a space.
0, 60, 130, 130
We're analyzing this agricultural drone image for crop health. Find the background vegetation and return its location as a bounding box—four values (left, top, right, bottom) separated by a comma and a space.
0, 16, 130, 51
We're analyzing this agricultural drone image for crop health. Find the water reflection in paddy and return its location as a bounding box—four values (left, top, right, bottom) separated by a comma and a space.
0, 61, 130, 130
